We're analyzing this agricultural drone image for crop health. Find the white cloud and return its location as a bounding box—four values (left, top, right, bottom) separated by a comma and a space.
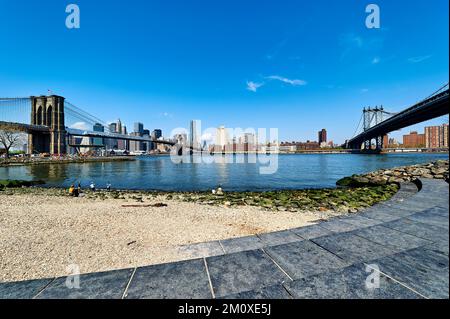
372, 57, 380, 64
361, 88, 369, 93
246, 81, 264, 92
408, 55, 432, 63
69, 122, 90, 130
266, 75, 307, 86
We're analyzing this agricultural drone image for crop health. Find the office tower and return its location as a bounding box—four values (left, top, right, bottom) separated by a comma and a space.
216, 126, 228, 147
116, 119, 123, 134
151, 129, 162, 151
190, 120, 201, 149
152, 129, 162, 140
134, 122, 144, 136
109, 123, 117, 133
93, 123, 104, 147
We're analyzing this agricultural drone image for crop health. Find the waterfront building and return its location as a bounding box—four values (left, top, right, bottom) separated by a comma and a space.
108, 123, 117, 133
134, 122, 144, 136
116, 119, 123, 134
142, 129, 151, 152
425, 124, 449, 148
131, 122, 144, 151
129, 132, 141, 152
318, 129, 327, 145
444, 124, 449, 148
216, 126, 228, 148
403, 131, 425, 148
152, 129, 162, 140
117, 139, 126, 151
241, 133, 257, 152
279, 141, 320, 151
116, 120, 126, 150
383, 135, 389, 148
190, 120, 201, 149
151, 129, 163, 151
93, 123, 104, 147
279, 145, 297, 152
298, 141, 320, 150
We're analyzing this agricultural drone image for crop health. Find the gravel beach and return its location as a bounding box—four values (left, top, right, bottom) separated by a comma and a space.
0, 190, 335, 283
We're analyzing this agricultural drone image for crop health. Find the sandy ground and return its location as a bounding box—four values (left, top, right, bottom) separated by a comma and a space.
0, 192, 336, 283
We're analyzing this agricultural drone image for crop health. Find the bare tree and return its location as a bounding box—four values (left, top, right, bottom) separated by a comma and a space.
0, 130, 25, 159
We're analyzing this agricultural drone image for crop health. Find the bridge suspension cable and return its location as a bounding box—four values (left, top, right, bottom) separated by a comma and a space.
65, 101, 111, 133
425, 83, 449, 100
351, 113, 364, 138
0, 97, 31, 125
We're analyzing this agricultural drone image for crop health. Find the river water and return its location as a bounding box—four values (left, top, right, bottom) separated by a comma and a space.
0, 153, 448, 191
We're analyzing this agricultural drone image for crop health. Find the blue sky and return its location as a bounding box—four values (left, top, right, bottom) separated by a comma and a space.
0, 0, 448, 144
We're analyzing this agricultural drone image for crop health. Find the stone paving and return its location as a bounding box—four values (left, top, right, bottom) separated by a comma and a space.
0, 179, 448, 299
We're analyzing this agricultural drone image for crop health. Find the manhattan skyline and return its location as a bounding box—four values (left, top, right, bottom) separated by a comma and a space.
0, 0, 448, 144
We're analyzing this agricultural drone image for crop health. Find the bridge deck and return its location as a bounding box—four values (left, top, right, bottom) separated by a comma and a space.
347, 89, 449, 148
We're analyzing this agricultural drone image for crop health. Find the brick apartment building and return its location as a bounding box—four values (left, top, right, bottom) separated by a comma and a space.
425, 124, 449, 148
403, 131, 425, 148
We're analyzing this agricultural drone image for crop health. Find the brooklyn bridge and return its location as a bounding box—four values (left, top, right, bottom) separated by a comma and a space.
0, 83, 449, 155
0, 95, 175, 155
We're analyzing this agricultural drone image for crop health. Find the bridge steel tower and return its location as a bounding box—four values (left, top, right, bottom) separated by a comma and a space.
363, 107, 372, 150
28, 95, 67, 154
362, 106, 385, 151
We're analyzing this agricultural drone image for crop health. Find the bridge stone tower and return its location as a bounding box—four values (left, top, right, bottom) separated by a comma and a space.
28, 95, 67, 154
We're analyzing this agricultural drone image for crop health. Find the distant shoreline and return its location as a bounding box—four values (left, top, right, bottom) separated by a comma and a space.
1, 150, 448, 168
0, 156, 136, 167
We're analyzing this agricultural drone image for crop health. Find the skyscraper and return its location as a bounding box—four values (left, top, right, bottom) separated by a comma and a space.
142, 129, 150, 151
116, 119, 123, 134
318, 129, 327, 144
107, 123, 118, 149
190, 120, 201, 149
150, 129, 162, 151
152, 129, 162, 140
93, 123, 104, 147
108, 123, 117, 133
216, 126, 228, 147
134, 122, 144, 136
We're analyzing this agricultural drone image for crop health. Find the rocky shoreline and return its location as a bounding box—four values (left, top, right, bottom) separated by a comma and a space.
337, 160, 449, 187
2, 182, 399, 215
